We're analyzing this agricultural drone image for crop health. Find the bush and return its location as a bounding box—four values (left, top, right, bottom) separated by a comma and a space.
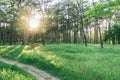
104, 24, 120, 44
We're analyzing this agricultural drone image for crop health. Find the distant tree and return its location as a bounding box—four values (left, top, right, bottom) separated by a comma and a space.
104, 24, 120, 45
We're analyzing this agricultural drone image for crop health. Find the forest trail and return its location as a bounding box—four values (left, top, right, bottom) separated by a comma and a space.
0, 56, 59, 80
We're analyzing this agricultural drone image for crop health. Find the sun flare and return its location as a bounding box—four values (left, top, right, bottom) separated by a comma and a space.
29, 18, 39, 29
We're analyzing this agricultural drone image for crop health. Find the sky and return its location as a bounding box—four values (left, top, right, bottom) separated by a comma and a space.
35, 0, 99, 6
50, 0, 99, 6
89, 0, 99, 2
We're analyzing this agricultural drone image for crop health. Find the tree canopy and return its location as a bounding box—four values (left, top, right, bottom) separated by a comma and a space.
0, 0, 120, 47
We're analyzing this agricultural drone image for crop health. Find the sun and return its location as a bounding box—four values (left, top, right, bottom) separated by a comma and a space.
29, 18, 39, 29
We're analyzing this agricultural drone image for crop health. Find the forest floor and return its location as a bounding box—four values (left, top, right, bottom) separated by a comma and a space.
0, 56, 59, 80
0, 44, 120, 80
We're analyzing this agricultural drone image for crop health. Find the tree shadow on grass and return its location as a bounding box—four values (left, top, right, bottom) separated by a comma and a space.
7, 45, 25, 60
0, 45, 25, 60
0, 45, 17, 56
18, 55, 101, 80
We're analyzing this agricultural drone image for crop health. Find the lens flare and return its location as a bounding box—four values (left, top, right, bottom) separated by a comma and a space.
29, 18, 39, 29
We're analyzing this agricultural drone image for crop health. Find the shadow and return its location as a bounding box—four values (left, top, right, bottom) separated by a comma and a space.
0, 45, 17, 55
0, 45, 25, 60
7, 45, 25, 60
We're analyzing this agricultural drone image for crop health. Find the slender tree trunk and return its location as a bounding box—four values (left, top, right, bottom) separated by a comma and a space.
9, 28, 13, 45
89, 26, 93, 43
68, 30, 71, 43
94, 18, 99, 44
42, 34, 45, 46
86, 26, 89, 43
108, 17, 112, 44
82, 28, 87, 47
6, 28, 8, 44
118, 37, 120, 44
81, 15, 87, 47
74, 29, 78, 44
56, 26, 60, 43
80, 22, 87, 47
112, 36, 115, 45
23, 28, 28, 45
98, 27, 103, 48
3, 26, 6, 45
65, 25, 68, 43
0, 23, 1, 45
55, 30, 60, 43
76, 1, 87, 47
62, 31, 65, 43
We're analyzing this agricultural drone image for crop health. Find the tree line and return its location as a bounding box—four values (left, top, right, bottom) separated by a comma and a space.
0, 0, 120, 48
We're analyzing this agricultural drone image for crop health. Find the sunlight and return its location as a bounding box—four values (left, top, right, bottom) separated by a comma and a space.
29, 18, 39, 29
28, 11, 41, 30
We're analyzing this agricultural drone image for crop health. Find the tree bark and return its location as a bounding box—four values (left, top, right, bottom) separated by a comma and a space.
94, 18, 99, 44
98, 27, 103, 48
0, 23, 1, 45
74, 29, 78, 44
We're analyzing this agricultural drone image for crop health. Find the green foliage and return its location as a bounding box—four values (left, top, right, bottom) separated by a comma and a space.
104, 24, 120, 44
1, 44, 120, 80
85, 1, 113, 19
0, 61, 36, 80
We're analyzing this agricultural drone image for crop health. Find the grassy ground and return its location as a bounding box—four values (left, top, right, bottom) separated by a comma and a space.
0, 44, 120, 80
0, 61, 36, 80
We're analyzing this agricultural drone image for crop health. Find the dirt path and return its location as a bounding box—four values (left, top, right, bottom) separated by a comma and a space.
0, 56, 59, 80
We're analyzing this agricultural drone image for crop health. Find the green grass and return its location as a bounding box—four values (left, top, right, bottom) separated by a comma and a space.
0, 44, 120, 80
0, 61, 36, 80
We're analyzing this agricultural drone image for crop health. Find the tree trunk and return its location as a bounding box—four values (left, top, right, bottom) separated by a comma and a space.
74, 29, 78, 43
76, 0, 87, 47
94, 18, 99, 44
65, 25, 69, 43
2, 26, 6, 45
112, 36, 115, 45
68, 30, 71, 43
23, 29, 28, 45
55, 30, 60, 43
82, 28, 87, 47
0, 23, 1, 45
108, 16, 112, 44
81, 16, 87, 47
89, 26, 93, 43
98, 27, 103, 48
118, 37, 120, 44
42, 34, 45, 46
